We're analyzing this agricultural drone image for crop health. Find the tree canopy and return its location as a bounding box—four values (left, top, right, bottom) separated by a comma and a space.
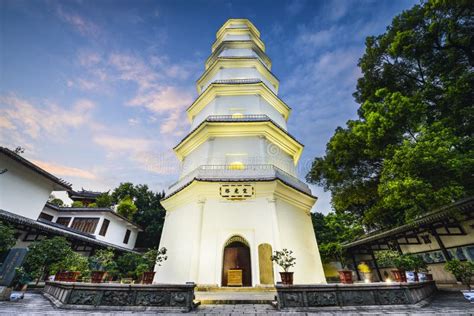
111, 183, 166, 248
0, 221, 16, 253
307, 0, 473, 229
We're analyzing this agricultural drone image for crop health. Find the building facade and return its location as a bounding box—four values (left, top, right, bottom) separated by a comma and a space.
343, 197, 474, 286
0, 147, 140, 286
154, 19, 326, 287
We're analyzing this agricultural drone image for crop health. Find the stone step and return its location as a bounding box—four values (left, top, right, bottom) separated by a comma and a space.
196, 285, 276, 292
195, 291, 276, 305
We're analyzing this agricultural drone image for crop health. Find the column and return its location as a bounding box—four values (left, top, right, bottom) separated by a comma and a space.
189, 198, 206, 282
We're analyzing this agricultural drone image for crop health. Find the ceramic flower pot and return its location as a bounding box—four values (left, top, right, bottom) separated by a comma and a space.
391, 269, 407, 283
279, 272, 294, 285
91, 271, 107, 283
141, 271, 156, 284
338, 270, 353, 284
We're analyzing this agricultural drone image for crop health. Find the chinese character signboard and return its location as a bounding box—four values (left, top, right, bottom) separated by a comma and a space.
220, 184, 255, 200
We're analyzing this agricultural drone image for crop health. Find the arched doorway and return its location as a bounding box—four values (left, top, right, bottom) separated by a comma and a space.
221, 236, 252, 286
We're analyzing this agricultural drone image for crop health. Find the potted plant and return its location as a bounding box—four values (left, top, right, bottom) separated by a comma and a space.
138, 247, 168, 284
357, 261, 371, 283
408, 255, 427, 282
89, 248, 116, 283
52, 251, 89, 282
445, 259, 474, 291
376, 250, 408, 282
271, 248, 296, 285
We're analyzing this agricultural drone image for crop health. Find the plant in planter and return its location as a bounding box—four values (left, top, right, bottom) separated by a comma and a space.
408, 255, 428, 282
321, 242, 353, 284
138, 247, 168, 284
89, 248, 117, 283
376, 250, 408, 282
271, 249, 296, 285
445, 259, 474, 291
51, 251, 89, 282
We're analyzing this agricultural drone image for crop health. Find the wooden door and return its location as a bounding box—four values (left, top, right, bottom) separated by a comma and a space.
222, 241, 252, 286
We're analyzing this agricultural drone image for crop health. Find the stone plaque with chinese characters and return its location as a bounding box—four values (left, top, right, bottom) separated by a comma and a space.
227, 269, 243, 286
219, 184, 255, 200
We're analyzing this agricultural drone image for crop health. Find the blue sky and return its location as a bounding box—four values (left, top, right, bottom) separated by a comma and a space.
1, 0, 417, 212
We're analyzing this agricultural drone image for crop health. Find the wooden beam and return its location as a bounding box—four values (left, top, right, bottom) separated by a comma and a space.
430, 227, 451, 261
370, 248, 383, 282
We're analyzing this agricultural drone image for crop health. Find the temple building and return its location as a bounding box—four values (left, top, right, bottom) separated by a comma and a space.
154, 19, 326, 286
67, 189, 107, 207
0, 147, 140, 286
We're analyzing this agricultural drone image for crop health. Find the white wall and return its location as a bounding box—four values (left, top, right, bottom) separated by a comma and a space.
40, 205, 139, 250
155, 181, 325, 286
180, 136, 296, 179
223, 34, 250, 41
219, 48, 258, 58
0, 156, 55, 220
200, 68, 277, 94
191, 95, 287, 130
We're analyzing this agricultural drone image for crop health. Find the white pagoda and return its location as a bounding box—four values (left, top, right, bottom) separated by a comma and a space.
155, 19, 326, 286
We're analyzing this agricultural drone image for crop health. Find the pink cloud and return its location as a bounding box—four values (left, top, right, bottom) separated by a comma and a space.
32, 159, 97, 180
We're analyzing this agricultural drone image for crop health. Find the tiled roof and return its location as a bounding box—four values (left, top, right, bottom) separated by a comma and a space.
0, 147, 72, 190
343, 196, 474, 249
0, 209, 138, 253
68, 189, 105, 200
45, 203, 142, 230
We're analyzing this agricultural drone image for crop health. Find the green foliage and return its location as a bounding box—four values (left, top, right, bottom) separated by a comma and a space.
0, 221, 16, 253
49, 198, 64, 207
143, 247, 168, 270
95, 193, 113, 208
311, 211, 363, 264
375, 251, 426, 272
88, 202, 98, 208
50, 251, 89, 276
112, 183, 166, 248
116, 247, 167, 279
23, 237, 73, 282
71, 201, 84, 208
117, 196, 138, 221
116, 252, 143, 278
90, 248, 117, 273
271, 249, 296, 272
306, 0, 473, 229
445, 259, 474, 290
375, 250, 400, 268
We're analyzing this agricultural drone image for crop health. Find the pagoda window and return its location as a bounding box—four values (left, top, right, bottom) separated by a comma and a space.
123, 229, 131, 244
71, 218, 99, 234
99, 219, 110, 236
56, 217, 71, 227
38, 212, 53, 222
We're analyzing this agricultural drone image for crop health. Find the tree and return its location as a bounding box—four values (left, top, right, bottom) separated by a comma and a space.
0, 221, 16, 253
95, 193, 113, 208
71, 201, 84, 208
307, 0, 473, 229
48, 196, 64, 207
50, 251, 89, 276
116, 252, 143, 278
117, 196, 138, 221
112, 183, 166, 248
445, 259, 474, 290
311, 211, 363, 263
23, 237, 73, 284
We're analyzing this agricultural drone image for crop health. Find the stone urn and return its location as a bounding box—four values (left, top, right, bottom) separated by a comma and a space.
391, 269, 407, 282
279, 272, 294, 285
141, 271, 156, 284
338, 270, 353, 284
91, 271, 107, 283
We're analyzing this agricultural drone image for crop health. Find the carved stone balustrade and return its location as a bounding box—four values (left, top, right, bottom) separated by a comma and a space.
276, 281, 436, 310
43, 281, 196, 312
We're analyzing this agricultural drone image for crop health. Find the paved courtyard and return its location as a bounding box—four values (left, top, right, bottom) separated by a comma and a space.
0, 291, 473, 315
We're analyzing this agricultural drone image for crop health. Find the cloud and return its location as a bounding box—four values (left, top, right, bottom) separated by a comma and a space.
286, 0, 307, 16
32, 159, 97, 180
0, 95, 97, 140
57, 7, 101, 37
92, 135, 178, 174
93, 135, 152, 152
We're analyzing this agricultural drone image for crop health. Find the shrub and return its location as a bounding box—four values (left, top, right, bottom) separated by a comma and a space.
117, 196, 138, 220
271, 249, 296, 272
89, 248, 117, 274
71, 201, 84, 207
445, 259, 474, 290
0, 221, 16, 252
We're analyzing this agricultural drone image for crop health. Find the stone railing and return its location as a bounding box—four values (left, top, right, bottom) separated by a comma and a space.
167, 164, 312, 196
43, 281, 196, 312
276, 281, 437, 310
